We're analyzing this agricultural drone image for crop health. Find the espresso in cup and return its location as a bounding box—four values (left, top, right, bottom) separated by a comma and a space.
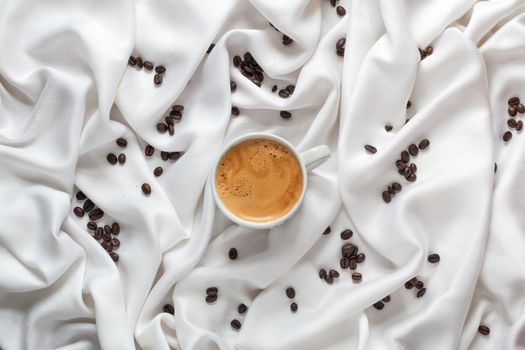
215, 138, 303, 223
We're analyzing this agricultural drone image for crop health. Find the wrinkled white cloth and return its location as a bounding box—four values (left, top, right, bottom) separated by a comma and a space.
1, 0, 525, 349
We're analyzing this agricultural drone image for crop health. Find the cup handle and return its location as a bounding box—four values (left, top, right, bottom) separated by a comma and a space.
300, 145, 331, 170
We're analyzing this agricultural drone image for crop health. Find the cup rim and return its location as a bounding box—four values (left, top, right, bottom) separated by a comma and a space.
211, 132, 307, 229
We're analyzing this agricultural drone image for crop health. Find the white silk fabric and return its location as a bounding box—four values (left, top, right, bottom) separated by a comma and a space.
1, 0, 525, 349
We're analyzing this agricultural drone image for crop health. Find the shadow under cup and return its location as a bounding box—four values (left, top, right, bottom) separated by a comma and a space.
213, 135, 306, 227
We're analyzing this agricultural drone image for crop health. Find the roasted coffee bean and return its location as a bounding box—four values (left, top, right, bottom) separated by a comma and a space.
164, 116, 174, 126
396, 160, 406, 170
118, 153, 126, 164
410, 163, 417, 174
494, 163, 497, 173
102, 233, 112, 242
351, 272, 362, 282
319, 269, 327, 279
418, 139, 430, 150
101, 240, 109, 251
272, 85, 278, 92
408, 144, 419, 156
392, 182, 402, 192
107, 153, 117, 165
95, 227, 103, 240
415, 281, 424, 289
407, 100, 412, 109
342, 243, 357, 257
206, 43, 215, 54
340, 229, 353, 240
336, 6, 346, 16
163, 304, 175, 315
329, 270, 339, 278
238, 303, 248, 314
206, 287, 218, 295
161, 151, 169, 161
154, 167, 163, 177
89, 208, 104, 221
428, 253, 440, 263
285, 85, 295, 95
231, 106, 240, 116
517, 121, 523, 131
425, 47, 433, 55
206, 295, 217, 304
416, 288, 426, 298
373, 301, 384, 310
509, 106, 517, 116
157, 123, 168, 133
170, 111, 182, 121
382, 295, 391, 303
503, 131, 513, 142
402, 166, 411, 176
152, 65, 166, 75
128, 56, 137, 66
73, 207, 84, 217
104, 225, 111, 234
141, 183, 151, 195
290, 303, 298, 312
116, 138, 127, 148
349, 259, 357, 270
171, 105, 184, 113
401, 151, 410, 162
340, 257, 350, 269
517, 104, 525, 114
233, 56, 241, 67
382, 191, 392, 203
385, 125, 393, 132
336, 48, 345, 57
136, 57, 143, 68
336, 38, 346, 50
76, 191, 86, 200
169, 152, 181, 160
278, 89, 290, 98
110, 252, 119, 262
324, 275, 334, 284
356, 253, 365, 263
388, 186, 395, 195
330, 0, 337, 7
408, 277, 418, 287
478, 325, 490, 336
87, 221, 97, 231
406, 173, 417, 182
145, 145, 154, 156
365, 145, 377, 154
230, 81, 237, 92
508, 97, 520, 106
282, 35, 293, 45
286, 287, 296, 299
143, 61, 154, 71
229, 248, 238, 260
323, 226, 331, 235
405, 281, 414, 289
280, 111, 292, 119
508, 119, 517, 128
231, 319, 241, 329
154, 74, 163, 85
111, 238, 120, 248
112, 222, 120, 235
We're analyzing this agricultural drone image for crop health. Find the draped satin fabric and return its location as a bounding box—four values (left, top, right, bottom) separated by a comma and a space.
1, 0, 525, 349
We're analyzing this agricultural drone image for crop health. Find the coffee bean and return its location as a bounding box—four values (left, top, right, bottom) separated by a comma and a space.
508, 97, 520, 106
143, 61, 153, 71
104, 225, 111, 234
170, 111, 182, 121
382, 191, 392, 203
415, 281, 424, 289
160, 151, 169, 161
336, 6, 346, 16
494, 163, 497, 173
206, 287, 218, 295
342, 243, 356, 257
418, 139, 430, 150
73, 207, 84, 217
427, 253, 440, 263
280, 111, 292, 119
286, 287, 295, 299
409, 164, 417, 174
401, 151, 410, 162
111, 238, 120, 248
323, 226, 331, 235
112, 223, 120, 235
340, 257, 350, 269
425, 47, 433, 55
107, 153, 117, 165
478, 325, 490, 336
238, 303, 248, 314
168, 152, 180, 161
503, 131, 512, 142
385, 125, 393, 132
231, 106, 240, 116
340, 229, 353, 240
405, 281, 414, 289
408, 144, 419, 156
204, 294, 217, 304
324, 275, 334, 284
154, 74, 163, 85
509, 106, 517, 116
290, 303, 298, 312
206, 43, 215, 54
282, 35, 293, 45
272, 85, 278, 92
349, 259, 357, 270
382, 295, 391, 303
387, 186, 395, 195
407, 101, 412, 109
278, 89, 290, 98
118, 153, 126, 164
406, 174, 417, 182
408, 277, 417, 286
229, 248, 238, 260
163, 304, 175, 315
89, 208, 104, 221
165, 117, 175, 126
157, 123, 168, 133
87, 221, 97, 231
319, 269, 327, 279
102, 233, 111, 242
508, 118, 517, 128
356, 253, 365, 263
517, 121, 523, 131
110, 252, 119, 262
416, 288, 426, 298
154, 167, 163, 177
351, 272, 362, 282
230, 81, 237, 92
94, 227, 103, 240
145, 145, 154, 156
373, 301, 384, 310
517, 104, 525, 114
233, 56, 241, 67
329, 270, 339, 278
136, 57, 143, 69
76, 191, 86, 200
128, 56, 137, 66
141, 183, 151, 195
365, 145, 377, 154
392, 182, 402, 192
330, 0, 337, 7
336, 38, 346, 50
396, 160, 406, 170
116, 138, 127, 148
231, 319, 241, 329
336, 47, 345, 57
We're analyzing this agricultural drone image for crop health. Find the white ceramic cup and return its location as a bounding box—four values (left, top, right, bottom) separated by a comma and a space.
211, 133, 331, 229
